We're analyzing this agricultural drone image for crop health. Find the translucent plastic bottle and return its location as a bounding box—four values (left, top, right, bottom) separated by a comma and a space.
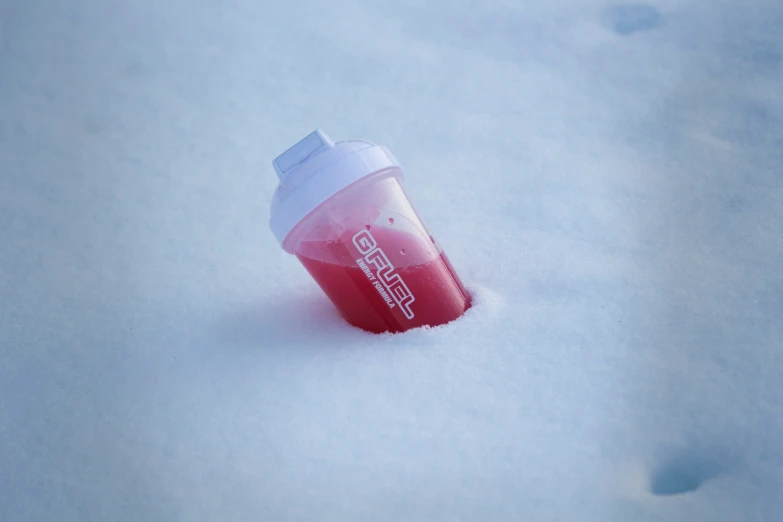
269, 130, 470, 334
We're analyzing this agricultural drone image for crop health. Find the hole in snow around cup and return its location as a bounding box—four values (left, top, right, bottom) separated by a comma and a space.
388, 217, 395, 225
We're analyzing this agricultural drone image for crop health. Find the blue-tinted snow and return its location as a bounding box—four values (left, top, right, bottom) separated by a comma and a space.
1, 0, 782, 520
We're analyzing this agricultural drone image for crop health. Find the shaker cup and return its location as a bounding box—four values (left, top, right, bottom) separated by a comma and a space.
269, 129, 471, 334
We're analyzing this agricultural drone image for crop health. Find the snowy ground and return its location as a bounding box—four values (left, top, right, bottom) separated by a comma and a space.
2, 0, 782, 520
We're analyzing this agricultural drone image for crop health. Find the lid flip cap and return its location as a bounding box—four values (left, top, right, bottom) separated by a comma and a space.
269, 129, 401, 251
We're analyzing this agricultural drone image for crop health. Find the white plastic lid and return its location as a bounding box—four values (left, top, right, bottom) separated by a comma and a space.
269, 129, 401, 249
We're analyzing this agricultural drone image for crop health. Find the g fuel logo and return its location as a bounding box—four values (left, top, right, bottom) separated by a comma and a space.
353, 229, 416, 319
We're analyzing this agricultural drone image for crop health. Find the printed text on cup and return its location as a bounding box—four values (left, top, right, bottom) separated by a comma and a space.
353, 229, 416, 319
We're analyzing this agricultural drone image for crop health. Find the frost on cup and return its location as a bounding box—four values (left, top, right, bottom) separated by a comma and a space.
269, 130, 471, 334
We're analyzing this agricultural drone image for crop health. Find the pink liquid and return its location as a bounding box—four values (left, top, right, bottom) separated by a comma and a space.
296, 227, 471, 334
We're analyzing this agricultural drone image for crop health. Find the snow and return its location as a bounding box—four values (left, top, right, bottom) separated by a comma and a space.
1, 0, 782, 520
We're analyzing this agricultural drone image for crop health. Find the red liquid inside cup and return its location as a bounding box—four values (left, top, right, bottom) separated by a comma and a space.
296, 227, 470, 333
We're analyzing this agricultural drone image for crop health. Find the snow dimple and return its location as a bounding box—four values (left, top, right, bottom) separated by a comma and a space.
650, 447, 736, 496
605, 3, 664, 36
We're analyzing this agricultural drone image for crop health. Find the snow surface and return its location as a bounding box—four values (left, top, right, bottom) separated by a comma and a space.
1, 0, 782, 520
